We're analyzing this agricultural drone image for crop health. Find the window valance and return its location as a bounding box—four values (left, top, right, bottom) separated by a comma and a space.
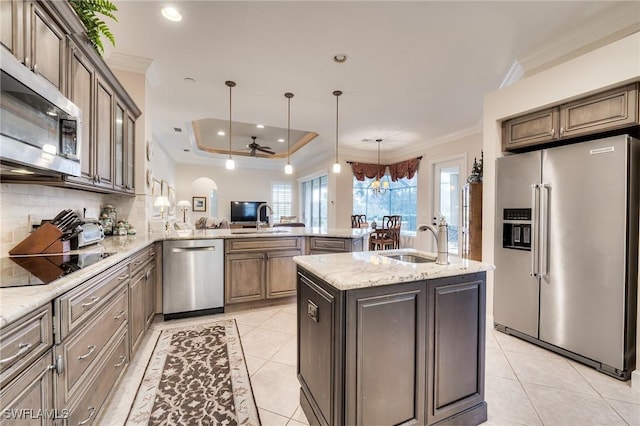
348, 157, 422, 182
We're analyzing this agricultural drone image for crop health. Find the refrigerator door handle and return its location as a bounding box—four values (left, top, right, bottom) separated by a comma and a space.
531, 184, 540, 277
541, 183, 551, 278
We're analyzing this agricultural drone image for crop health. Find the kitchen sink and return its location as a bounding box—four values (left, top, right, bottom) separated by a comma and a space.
230, 228, 290, 234
380, 254, 436, 263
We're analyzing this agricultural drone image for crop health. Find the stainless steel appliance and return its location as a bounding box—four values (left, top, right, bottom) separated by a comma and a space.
494, 134, 639, 380
163, 239, 224, 319
75, 222, 105, 248
0, 48, 81, 177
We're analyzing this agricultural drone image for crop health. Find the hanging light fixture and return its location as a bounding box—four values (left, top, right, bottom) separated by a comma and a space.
332, 90, 342, 173
284, 92, 294, 174
371, 139, 389, 195
225, 80, 236, 170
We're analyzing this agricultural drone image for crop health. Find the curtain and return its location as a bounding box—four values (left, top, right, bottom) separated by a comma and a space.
350, 158, 420, 182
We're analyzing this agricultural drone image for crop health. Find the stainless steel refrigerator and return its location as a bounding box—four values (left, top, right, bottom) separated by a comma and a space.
494, 134, 639, 380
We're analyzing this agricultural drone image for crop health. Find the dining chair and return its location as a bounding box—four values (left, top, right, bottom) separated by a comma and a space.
382, 215, 402, 249
368, 229, 396, 250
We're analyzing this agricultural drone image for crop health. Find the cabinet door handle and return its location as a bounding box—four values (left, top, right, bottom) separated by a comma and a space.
118, 274, 130, 280
24, 57, 30, 68
145, 270, 151, 280
33, 64, 39, 74
48, 355, 64, 375
550, 128, 556, 137
134, 260, 144, 266
78, 407, 96, 425
560, 126, 565, 135
114, 355, 126, 368
113, 310, 126, 320
149, 251, 155, 257
81, 296, 101, 308
78, 345, 96, 360
0, 343, 31, 365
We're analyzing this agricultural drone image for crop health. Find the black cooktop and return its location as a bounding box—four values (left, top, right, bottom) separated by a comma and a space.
2, 252, 114, 288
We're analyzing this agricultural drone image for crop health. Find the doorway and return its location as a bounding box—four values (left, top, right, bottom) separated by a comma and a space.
432, 156, 466, 255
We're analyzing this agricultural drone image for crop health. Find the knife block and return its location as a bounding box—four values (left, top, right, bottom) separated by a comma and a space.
9, 222, 67, 255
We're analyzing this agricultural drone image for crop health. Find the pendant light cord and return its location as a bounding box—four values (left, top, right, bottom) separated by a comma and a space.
285, 92, 294, 166
225, 81, 236, 159
333, 90, 342, 166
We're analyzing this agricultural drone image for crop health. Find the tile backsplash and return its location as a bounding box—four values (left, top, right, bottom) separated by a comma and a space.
0, 184, 149, 257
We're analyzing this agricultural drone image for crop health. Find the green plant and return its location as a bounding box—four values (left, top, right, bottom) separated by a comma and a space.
69, 0, 118, 54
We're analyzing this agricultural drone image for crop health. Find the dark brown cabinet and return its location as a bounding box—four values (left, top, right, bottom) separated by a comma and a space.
1, 1, 141, 195
461, 182, 482, 261
502, 83, 639, 151
297, 268, 487, 426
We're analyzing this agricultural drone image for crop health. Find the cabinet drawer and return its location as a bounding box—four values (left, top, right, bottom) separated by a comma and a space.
57, 262, 130, 340
226, 237, 302, 253
65, 324, 128, 426
309, 237, 350, 252
129, 246, 155, 276
58, 287, 128, 402
0, 304, 52, 388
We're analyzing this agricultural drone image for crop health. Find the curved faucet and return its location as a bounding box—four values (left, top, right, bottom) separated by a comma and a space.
418, 217, 449, 265
256, 203, 273, 232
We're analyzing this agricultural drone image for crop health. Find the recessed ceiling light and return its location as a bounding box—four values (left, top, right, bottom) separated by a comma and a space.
161, 7, 182, 22
173, 127, 182, 133
183, 149, 190, 152
184, 77, 195, 83
277, 138, 285, 143
217, 131, 225, 136
256, 124, 265, 129
333, 53, 348, 63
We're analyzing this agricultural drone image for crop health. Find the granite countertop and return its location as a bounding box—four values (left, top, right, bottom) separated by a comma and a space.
293, 249, 495, 291
0, 227, 369, 328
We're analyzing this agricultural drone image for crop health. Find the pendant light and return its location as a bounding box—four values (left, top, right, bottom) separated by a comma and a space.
284, 92, 294, 174
371, 139, 389, 195
332, 90, 342, 173
225, 80, 236, 170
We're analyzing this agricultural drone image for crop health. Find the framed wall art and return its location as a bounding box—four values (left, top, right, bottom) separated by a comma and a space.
192, 196, 206, 212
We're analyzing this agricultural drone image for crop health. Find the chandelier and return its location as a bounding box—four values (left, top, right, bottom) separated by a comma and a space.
371, 139, 389, 195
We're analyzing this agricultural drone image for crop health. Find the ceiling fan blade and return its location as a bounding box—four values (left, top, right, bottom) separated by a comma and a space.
256, 147, 275, 155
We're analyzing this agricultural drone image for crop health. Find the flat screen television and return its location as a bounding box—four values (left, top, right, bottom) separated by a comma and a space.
230, 201, 268, 223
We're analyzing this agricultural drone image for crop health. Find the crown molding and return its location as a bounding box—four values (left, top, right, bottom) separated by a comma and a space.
106, 52, 160, 87
518, 3, 640, 76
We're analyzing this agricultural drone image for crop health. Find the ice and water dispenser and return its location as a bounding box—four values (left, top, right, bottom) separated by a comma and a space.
502, 208, 531, 250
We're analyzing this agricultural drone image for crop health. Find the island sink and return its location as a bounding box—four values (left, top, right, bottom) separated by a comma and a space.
380, 253, 436, 263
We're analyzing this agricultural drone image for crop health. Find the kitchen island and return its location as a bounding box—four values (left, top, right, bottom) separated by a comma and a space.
293, 250, 494, 426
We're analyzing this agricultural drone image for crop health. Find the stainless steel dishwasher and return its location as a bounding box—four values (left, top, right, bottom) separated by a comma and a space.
163, 239, 224, 320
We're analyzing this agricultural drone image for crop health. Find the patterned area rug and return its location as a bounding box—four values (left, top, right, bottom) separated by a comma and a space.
126, 319, 261, 425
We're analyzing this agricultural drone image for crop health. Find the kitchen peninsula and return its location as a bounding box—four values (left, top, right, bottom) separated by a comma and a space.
0, 227, 367, 424
294, 250, 494, 426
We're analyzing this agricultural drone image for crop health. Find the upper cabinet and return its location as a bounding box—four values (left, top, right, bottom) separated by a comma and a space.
1, 1, 66, 90
1, 1, 141, 195
503, 83, 639, 152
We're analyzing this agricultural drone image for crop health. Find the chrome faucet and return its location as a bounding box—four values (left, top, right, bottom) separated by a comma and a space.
418, 217, 449, 265
256, 203, 273, 232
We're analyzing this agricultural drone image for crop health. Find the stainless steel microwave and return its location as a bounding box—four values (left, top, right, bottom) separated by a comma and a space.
0, 49, 81, 177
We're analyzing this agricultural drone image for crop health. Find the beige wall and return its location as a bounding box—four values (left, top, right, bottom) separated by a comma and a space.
174, 163, 296, 223
483, 32, 640, 382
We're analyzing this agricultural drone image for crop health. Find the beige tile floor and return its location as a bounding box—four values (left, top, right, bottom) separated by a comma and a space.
104, 302, 640, 425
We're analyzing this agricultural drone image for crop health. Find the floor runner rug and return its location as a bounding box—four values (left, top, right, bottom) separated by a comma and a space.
126, 319, 260, 425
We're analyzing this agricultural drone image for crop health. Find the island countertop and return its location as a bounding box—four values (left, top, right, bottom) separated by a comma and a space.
293, 249, 494, 291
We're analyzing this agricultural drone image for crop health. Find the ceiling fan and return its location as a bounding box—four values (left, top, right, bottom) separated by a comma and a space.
246, 136, 275, 156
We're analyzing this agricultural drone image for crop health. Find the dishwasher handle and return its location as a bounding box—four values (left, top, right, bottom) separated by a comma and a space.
171, 246, 217, 253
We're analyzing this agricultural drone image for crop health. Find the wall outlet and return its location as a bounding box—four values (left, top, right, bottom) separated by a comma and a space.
84, 208, 98, 220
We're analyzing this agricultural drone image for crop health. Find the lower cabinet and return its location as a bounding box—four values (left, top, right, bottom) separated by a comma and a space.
225, 237, 304, 305
0, 244, 158, 425
297, 268, 487, 426
0, 350, 56, 424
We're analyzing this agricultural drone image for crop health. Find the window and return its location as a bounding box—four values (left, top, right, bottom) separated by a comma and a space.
301, 175, 328, 230
271, 183, 292, 223
353, 172, 418, 231
433, 157, 465, 254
